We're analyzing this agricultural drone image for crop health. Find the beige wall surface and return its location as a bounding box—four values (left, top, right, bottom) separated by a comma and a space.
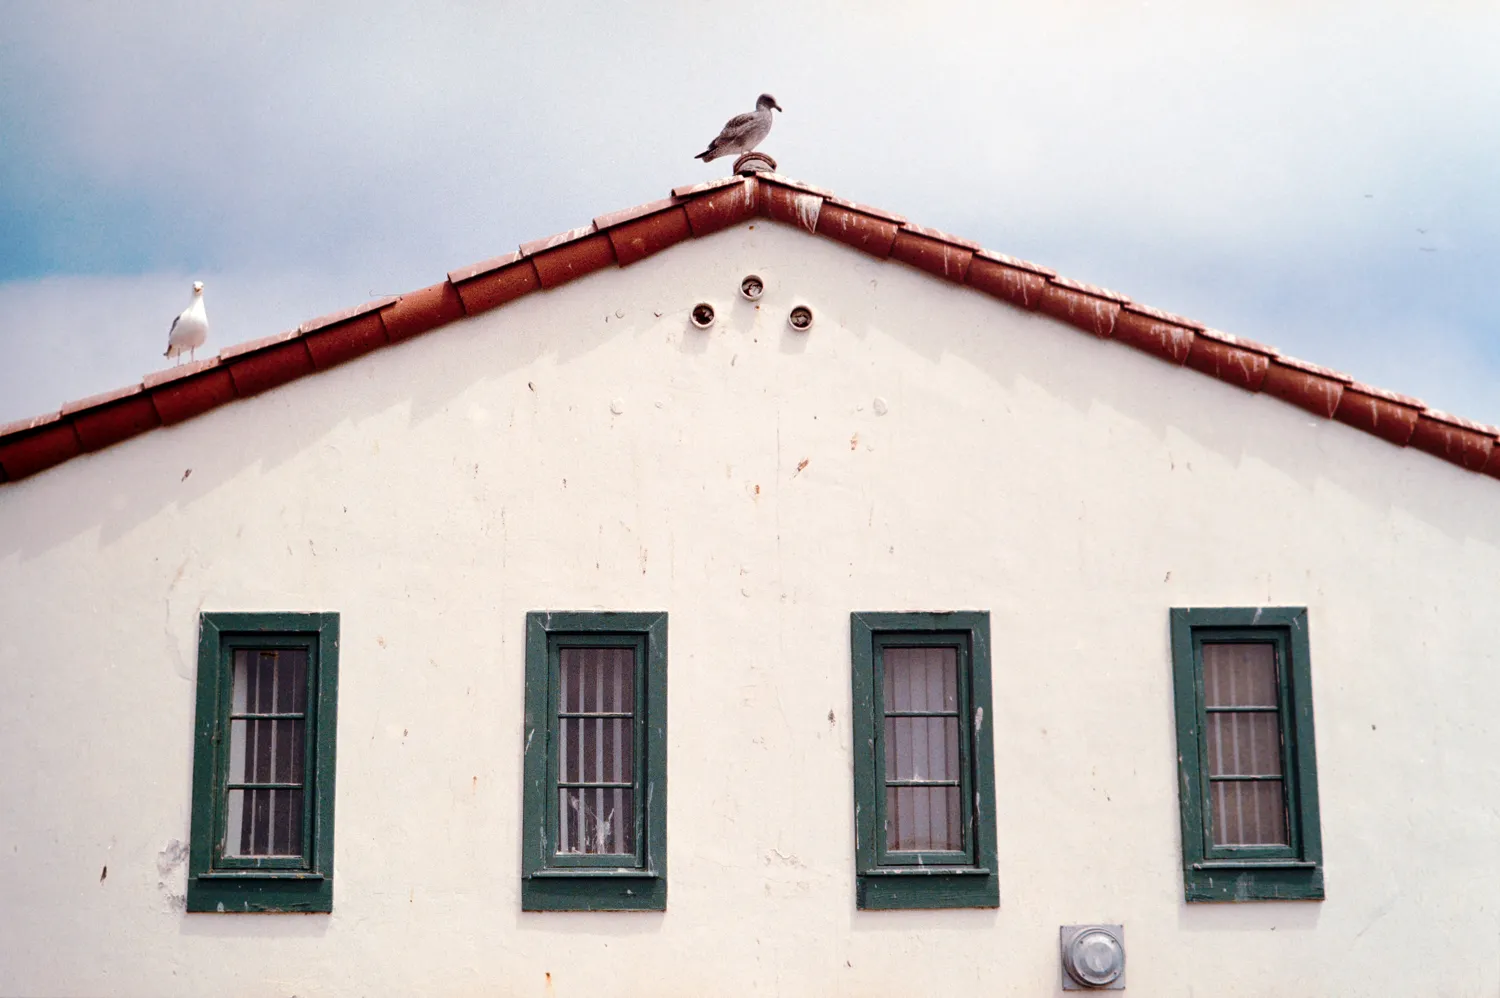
2, 222, 1498, 997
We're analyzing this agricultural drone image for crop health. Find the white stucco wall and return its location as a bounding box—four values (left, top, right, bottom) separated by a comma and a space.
2, 221, 1498, 996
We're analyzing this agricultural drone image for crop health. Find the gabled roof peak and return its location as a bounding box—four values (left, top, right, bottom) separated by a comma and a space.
1, 174, 1497, 485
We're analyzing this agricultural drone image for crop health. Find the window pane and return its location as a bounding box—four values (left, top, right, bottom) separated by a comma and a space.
883, 647, 958, 713
556, 646, 637, 856
560, 717, 633, 783
1202, 643, 1278, 707
884, 717, 960, 781
232, 648, 308, 714
229, 719, 305, 784
558, 788, 635, 855
885, 786, 962, 852
561, 647, 635, 714
224, 787, 305, 857
1206, 713, 1282, 778
1211, 780, 1289, 846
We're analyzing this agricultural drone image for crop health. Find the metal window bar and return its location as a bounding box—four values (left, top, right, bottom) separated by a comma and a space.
1202, 642, 1289, 848
557, 647, 636, 856
226, 649, 308, 859
882, 646, 964, 854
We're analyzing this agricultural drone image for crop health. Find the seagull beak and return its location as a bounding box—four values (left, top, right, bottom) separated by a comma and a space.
775, 103, 784, 112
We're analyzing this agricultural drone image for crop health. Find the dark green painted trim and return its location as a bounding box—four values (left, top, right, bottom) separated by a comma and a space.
850, 611, 999, 910
1169, 607, 1323, 903
187, 612, 339, 914
522, 611, 667, 912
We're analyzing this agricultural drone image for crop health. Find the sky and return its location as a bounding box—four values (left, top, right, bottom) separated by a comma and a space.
1, 3, 1497, 426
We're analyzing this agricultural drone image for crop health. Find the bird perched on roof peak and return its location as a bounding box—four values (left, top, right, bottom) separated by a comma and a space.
165, 281, 209, 364
695, 93, 782, 163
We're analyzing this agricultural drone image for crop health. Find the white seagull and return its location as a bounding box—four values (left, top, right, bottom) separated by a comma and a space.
165, 281, 209, 364
695, 93, 782, 163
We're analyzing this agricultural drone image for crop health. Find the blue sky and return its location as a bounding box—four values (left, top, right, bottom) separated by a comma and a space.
2, 3, 1497, 425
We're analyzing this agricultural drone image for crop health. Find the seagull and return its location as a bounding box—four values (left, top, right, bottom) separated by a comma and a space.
165, 281, 209, 364
695, 93, 782, 163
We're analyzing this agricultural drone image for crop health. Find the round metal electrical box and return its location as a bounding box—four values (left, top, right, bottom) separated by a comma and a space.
787, 305, 813, 332
740, 275, 765, 300
1060, 925, 1125, 990
690, 302, 716, 329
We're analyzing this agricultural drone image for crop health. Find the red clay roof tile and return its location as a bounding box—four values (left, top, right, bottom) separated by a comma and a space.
974, 249, 1056, 278
816, 202, 899, 258
0, 410, 64, 439
1121, 301, 1205, 330
670, 175, 748, 199
219, 328, 303, 361
681, 177, 757, 236
225, 339, 316, 398
899, 223, 984, 253
150, 367, 237, 426
965, 256, 1049, 310
448, 250, 524, 286
452, 258, 541, 315
72, 392, 161, 452
605, 205, 692, 267
381, 282, 464, 343
298, 296, 399, 336
890, 229, 975, 283
1112, 309, 1196, 365
519, 225, 598, 258
1048, 275, 1131, 305
142, 357, 223, 390
1, 171, 1495, 487
60, 383, 146, 417
1038, 283, 1122, 338
529, 232, 616, 289
592, 197, 683, 231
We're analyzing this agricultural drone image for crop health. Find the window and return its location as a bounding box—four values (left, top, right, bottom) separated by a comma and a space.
521, 612, 667, 911
850, 612, 998, 909
187, 612, 339, 913
1170, 607, 1323, 901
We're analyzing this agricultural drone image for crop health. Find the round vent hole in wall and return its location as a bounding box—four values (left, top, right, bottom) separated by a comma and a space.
788, 305, 813, 332
690, 303, 716, 329
740, 275, 765, 300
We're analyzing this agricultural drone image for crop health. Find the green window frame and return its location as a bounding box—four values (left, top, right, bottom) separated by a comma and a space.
187, 612, 339, 913
522, 612, 667, 911
850, 612, 998, 910
1170, 607, 1324, 902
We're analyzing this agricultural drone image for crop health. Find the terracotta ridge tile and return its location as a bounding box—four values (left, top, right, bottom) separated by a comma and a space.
1343, 380, 1425, 409
1195, 327, 1278, 356
1418, 408, 1498, 435
4, 171, 1498, 490
60, 383, 146, 416
670, 175, 748, 199
519, 225, 599, 258
593, 196, 684, 230
0, 410, 64, 438
1048, 275, 1131, 304
899, 223, 984, 252
299, 296, 400, 336
974, 248, 1056, 277
756, 173, 836, 198
219, 328, 303, 361
1269, 354, 1353, 382
823, 196, 906, 225
449, 251, 524, 286
1121, 302, 1205, 329
142, 357, 224, 390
